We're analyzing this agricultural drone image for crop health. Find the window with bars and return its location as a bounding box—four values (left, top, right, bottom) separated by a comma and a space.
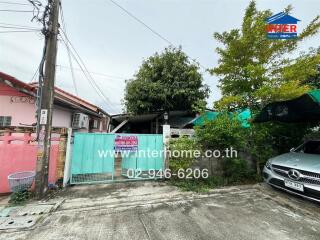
0, 116, 12, 127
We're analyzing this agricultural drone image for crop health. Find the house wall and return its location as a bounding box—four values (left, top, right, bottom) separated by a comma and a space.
0, 95, 74, 128
0, 82, 108, 131
0, 95, 37, 126
52, 106, 72, 128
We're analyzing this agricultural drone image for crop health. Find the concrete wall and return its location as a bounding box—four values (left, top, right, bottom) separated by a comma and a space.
0, 131, 60, 193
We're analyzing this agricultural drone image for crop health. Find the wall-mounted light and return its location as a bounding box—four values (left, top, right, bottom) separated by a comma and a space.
164, 111, 168, 124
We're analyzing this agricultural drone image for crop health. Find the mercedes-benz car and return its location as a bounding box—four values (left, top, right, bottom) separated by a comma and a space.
263, 140, 320, 202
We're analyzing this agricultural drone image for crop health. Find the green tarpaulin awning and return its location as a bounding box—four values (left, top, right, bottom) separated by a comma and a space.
192, 109, 251, 128
254, 90, 320, 123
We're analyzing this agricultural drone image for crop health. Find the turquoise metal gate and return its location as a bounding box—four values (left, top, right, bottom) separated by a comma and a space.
70, 133, 164, 184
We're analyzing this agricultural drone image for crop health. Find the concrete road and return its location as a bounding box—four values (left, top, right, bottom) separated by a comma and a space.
1, 182, 320, 240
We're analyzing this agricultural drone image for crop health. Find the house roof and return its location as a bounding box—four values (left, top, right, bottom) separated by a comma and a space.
0, 71, 109, 117
112, 111, 194, 123
266, 12, 300, 24
0, 72, 35, 94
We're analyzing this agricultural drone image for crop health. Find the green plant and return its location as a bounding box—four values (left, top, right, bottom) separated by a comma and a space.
170, 176, 224, 193
169, 137, 200, 173
211, 1, 320, 110
222, 158, 256, 184
195, 113, 246, 150
9, 190, 32, 205
124, 46, 209, 114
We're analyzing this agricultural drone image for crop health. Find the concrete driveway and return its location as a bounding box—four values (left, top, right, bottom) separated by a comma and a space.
1, 182, 320, 240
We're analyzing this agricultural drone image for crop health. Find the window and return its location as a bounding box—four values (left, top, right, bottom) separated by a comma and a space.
93, 119, 100, 129
89, 119, 100, 129
0, 116, 12, 127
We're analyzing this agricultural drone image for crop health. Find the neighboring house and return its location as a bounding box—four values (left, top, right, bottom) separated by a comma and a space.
110, 109, 251, 137
0, 71, 110, 132
110, 110, 197, 136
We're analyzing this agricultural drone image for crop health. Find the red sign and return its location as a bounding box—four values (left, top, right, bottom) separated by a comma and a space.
115, 135, 138, 152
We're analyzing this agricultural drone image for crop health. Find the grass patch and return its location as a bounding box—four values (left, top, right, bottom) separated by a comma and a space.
170, 174, 261, 193
170, 176, 224, 193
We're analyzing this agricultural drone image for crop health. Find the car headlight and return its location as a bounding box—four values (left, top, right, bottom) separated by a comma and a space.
265, 160, 272, 170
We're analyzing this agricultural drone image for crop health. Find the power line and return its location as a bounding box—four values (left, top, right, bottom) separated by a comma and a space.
108, 0, 208, 71
59, 33, 117, 113
0, 21, 38, 28
59, 4, 78, 96
0, 25, 40, 30
0, 30, 39, 33
109, 0, 173, 46
0, 9, 35, 12
56, 64, 127, 80
60, 36, 118, 113
29, 64, 39, 83
59, 27, 116, 108
0, 1, 29, 5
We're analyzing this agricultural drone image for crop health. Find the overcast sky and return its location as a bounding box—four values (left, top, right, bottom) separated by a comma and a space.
0, 0, 319, 114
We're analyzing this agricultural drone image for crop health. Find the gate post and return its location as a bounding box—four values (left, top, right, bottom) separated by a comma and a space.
163, 124, 170, 169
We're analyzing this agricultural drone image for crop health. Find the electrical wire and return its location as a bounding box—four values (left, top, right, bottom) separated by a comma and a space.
0, 1, 29, 5
60, 36, 118, 113
0, 30, 39, 33
59, 34, 117, 113
58, 20, 116, 108
0, 25, 40, 30
59, 3, 78, 96
0, 21, 39, 28
0, 9, 35, 12
108, 0, 208, 71
109, 0, 173, 46
29, 64, 40, 83
56, 65, 127, 80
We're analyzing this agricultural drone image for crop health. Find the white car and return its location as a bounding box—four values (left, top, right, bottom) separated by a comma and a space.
263, 140, 320, 202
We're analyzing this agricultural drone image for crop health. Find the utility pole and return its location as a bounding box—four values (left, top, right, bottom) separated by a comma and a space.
35, 0, 60, 199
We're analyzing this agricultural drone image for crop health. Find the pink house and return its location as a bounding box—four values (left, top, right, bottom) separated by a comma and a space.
0, 71, 111, 193
0, 71, 110, 131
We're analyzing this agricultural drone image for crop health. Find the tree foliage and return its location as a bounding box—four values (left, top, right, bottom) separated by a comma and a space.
195, 113, 245, 150
124, 47, 209, 114
209, 1, 320, 175
211, 1, 320, 110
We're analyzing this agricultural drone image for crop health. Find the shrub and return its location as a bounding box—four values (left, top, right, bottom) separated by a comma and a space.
222, 158, 256, 184
9, 190, 32, 205
169, 137, 200, 173
195, 113, 245, 150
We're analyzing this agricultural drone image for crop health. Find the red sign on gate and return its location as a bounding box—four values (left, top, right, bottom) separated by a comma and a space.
114, 135, 138, 152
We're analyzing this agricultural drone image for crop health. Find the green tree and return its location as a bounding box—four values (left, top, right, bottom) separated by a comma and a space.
210, 1, 320, 175
124, 47, 209, 114
302, 48, 320, 89
211, 1, 320, 110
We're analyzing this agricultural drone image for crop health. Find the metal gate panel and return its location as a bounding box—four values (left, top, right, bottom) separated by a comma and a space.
70, 133, 164, 184
71, 133, 115, 184
121, 134, 164, 178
